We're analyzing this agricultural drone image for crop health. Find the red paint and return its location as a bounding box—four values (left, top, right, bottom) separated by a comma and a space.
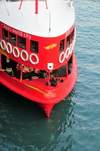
0, 52, 77, 117
45, 0, 48, 9
35, 0, 38, 14
0, 18, 77, 117
18, 0, 24, 10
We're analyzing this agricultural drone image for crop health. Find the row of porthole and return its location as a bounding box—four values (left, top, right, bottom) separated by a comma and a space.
0, 40, 39, 65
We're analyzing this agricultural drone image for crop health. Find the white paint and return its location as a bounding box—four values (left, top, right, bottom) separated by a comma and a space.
0, 0, 75, 37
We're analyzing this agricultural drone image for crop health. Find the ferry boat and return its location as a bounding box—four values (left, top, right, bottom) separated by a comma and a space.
0, 0, 77, 117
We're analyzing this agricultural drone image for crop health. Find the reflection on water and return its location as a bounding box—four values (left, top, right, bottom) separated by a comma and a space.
0, 84, 76, 151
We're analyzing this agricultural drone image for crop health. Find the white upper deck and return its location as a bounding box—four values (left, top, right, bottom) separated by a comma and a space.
0, 0, 75, 37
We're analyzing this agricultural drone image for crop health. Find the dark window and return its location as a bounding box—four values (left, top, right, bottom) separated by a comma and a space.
70, 29, 74, 43
60, 40, 64, 51
10, 33, 16, 45
2, 29, 8, 41
66, 35, 70, 47
18, 36, 26, 49
30, 40, 38, 53
68, 56, 73, 74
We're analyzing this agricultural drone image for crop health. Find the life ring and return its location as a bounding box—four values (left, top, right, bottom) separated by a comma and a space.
20, 50, 28, 61
69, 44, 73, 55
0, 40, 6, 50
65, 48, 70, 59
72, 39, 75, 50
29, 53, 39, 65
6, 43, 13, 54
13, 47, 20, 58
59, 51, 65, 63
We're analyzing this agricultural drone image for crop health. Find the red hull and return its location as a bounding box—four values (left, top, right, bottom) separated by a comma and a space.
0, 1, 77, 117
0, 53, 77, 117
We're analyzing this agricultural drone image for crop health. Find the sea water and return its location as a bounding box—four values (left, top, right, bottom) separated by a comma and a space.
0, 0, 100, 150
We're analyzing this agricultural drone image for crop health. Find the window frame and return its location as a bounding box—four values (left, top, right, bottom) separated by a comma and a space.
10, 32, 16, 46
30, 40, 38, 53
60, 39, 64, 51
18, 36, 26, 49
2, 29, 8, 41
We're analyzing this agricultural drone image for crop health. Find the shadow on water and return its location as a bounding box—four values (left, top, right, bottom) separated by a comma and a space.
0, 84, 76, 151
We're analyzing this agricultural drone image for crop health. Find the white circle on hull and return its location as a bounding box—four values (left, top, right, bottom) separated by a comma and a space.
6, 43, 13, 54
59, 51, 65, 63
13, 47, 20, 58
1, 40, 6, 50
29, 53, 39, 65
20, 50, 29, 61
